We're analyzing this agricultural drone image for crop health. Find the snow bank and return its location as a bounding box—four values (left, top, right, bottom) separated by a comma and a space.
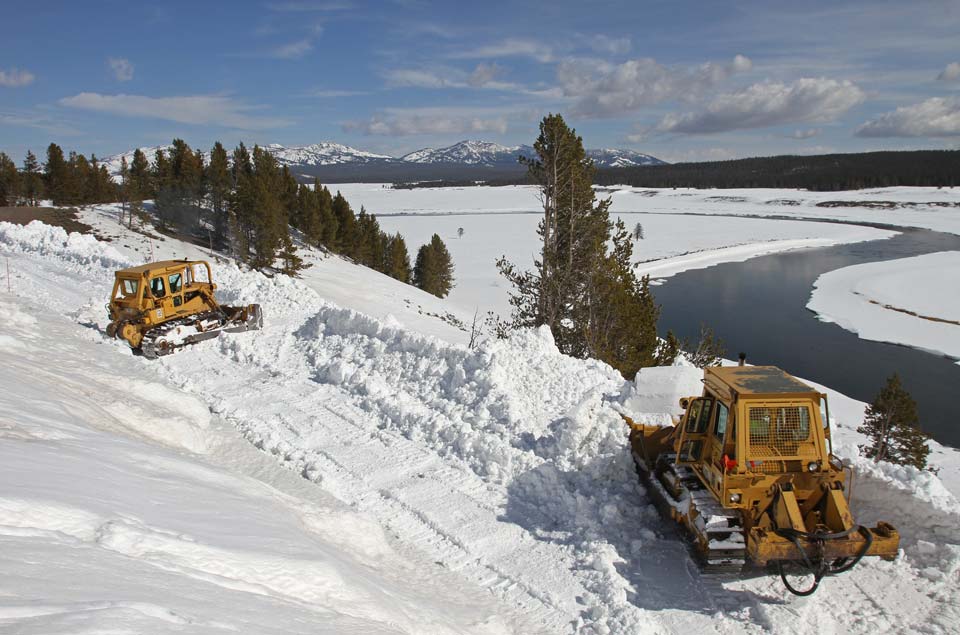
807, 251, 960, 362
0, 235, 512, 635
0, 220, 132, 270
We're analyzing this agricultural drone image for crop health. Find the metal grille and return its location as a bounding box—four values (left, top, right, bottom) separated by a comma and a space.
747, 406, 815, 459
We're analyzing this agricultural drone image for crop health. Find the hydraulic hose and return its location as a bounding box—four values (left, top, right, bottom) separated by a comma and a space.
775, 525, 874, 596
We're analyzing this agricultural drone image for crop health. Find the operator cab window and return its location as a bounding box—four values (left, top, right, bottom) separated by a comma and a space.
685, 398, 713, 434
150, 277, 166, 297
117, 279, 138, 298
168, 272, 183, 294
713, 403, 729, 438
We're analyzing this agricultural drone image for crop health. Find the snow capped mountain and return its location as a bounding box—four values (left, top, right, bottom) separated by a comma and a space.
402, 141, 534, 166
101, 139, 665, 181
101, 145, 175, 179
403, 140, 666, 168
265, 142, 395, 167
587, 148, 666, 168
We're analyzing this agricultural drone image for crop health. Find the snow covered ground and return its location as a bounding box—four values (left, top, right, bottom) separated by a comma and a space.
808, 251, 960, 364
335, 183, 960, 236
2, 203, 959, 634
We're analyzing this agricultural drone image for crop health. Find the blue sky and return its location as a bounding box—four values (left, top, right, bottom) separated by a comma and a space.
2, 0, 959, 163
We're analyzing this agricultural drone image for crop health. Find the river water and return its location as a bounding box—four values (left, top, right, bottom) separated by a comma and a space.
652, 226, 960, 448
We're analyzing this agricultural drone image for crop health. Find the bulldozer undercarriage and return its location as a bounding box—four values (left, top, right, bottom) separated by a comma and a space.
636, 452, 747, 574
137, 305, 263, 359
635, 452, 885, 595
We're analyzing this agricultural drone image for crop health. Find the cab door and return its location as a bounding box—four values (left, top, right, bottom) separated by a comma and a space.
147, 275, 174, 324
701, 402, 731, 493
167, 269, 186, 315
676, 397, 714, 464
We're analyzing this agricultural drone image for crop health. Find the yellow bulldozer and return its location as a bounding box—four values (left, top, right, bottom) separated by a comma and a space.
106, 259, 262, 358
623, 364, 899, 595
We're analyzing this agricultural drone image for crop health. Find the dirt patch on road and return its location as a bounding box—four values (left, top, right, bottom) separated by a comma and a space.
0, 206, 96, 235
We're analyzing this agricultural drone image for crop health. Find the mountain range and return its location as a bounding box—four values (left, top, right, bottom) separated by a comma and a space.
102, 140, 665, 183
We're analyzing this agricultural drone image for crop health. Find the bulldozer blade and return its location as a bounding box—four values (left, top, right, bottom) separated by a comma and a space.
222, 304, 263, 333
747, 522, 900, 566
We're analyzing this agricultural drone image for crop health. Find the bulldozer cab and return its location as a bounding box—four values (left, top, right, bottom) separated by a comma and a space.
674, 366, 835, 500
109, 260, 216, 328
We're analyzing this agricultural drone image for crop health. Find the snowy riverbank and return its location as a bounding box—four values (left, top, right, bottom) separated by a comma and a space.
807, 251, 960, 364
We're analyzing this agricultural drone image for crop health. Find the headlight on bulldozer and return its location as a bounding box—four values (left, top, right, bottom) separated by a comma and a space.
729, 493, 741, 503
808, 461, 820, 472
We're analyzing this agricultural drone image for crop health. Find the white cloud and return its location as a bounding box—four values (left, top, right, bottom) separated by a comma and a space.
559, 55, 752, 117
586, 35, 631, 56
652, 78, 864, 135
385, 68, 457, 88
787, 127, 821, 139
0, 67, 35, 87
856, 96, 960, 137
938, 62, 960, 82
383, 63, 518, 92
343, 107, 509, 136
59, 93, 291, 129
468, 63, 504, 87
0, 110, 79, 135
108, 57, 134, 82
306, 88, 367, 97
272, 38, 314, 59
449, 38, 554, 63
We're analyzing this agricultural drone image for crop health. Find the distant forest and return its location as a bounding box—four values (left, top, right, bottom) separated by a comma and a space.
593, 150, 960, 191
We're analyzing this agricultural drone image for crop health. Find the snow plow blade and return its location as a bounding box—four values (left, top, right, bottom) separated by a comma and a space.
748, 522, 900, 566
222, 303, 264, 333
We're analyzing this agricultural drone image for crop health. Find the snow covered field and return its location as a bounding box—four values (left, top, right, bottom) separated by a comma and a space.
336, 183, 960, 236
2, 202, 960, 634
808, 251, 960, 364
363, 199, 894, 318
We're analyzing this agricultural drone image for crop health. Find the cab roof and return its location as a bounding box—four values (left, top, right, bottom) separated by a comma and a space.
706, 366, 818, 399
115, 260, 203, 276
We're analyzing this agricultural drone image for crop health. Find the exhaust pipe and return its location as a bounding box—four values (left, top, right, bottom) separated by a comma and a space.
738, 352, 746, 366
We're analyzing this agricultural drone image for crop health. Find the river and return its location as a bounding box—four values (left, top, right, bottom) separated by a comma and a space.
652, 225, 960, 448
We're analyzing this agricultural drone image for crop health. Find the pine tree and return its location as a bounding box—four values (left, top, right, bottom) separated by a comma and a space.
21, 150, 43, 205
331, 191, 357, 256
130, 149, 151, 199
118, 156, 130, 224
496, 113, 662, 378
0, 152, 20, 206
858, 374, 930, 469
413, 243, 435, 293
318, 185, 338, 248
228, 143, 254, 260
65, 152, 89, 205
152, 149, 171, 200
44, 143, 69, 205
413, 234, 455, 297
207, 142, 231, 249
384, 233, 411, 283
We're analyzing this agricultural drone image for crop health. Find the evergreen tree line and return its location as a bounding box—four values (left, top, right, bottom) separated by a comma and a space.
1, 140, 455, 294
497, 114, 683, 379
594, 150, 960, 191
0, 146, 115, 207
